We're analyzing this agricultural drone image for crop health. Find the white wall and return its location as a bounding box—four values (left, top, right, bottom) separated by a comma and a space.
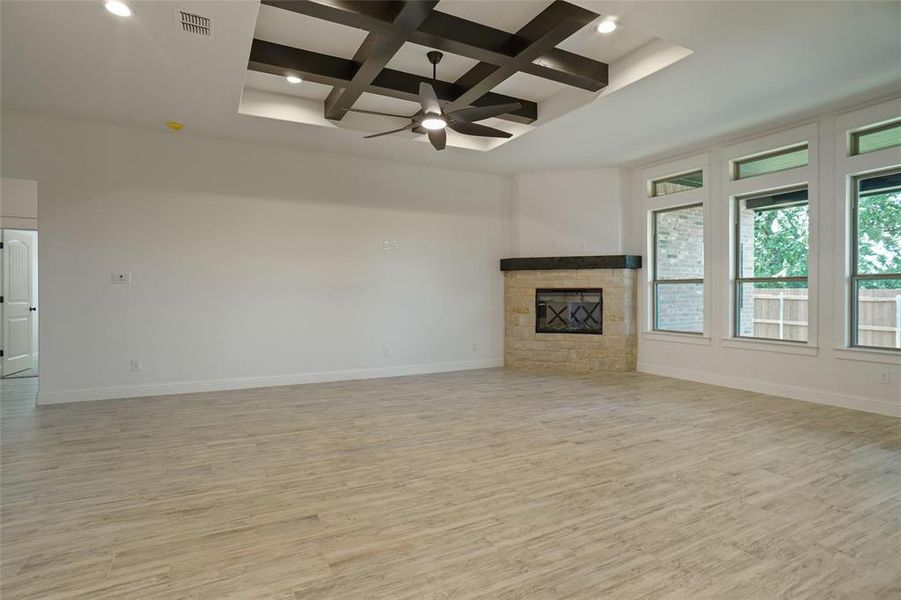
1, 111, 513, 403
625, 97, 901, 417
0, 177, 38, 229
513, 169, 624, 257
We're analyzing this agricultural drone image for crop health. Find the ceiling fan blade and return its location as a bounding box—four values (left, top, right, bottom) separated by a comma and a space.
446, 102, 522, 123
419, 82, 441, 116
363, 123, 413, 139
448, 121, 512, 139
347, 108, 413, 119
427, 127, 446, 151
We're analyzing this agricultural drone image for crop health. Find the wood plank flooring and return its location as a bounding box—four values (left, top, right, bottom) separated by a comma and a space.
1, 370, 900, 599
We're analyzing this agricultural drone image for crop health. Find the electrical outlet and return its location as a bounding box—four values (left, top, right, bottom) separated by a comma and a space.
879, 371, 891, 385
472, 342, 479, 352
382, 344, 391, 357
130, 359, 141, 372
111, 272, 132, 285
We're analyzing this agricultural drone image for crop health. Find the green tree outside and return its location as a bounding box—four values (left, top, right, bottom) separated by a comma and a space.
752, 190, 900, 288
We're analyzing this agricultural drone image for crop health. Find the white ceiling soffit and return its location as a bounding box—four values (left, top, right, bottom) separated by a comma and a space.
1, 1, 899, 174
239, 2, 691, 151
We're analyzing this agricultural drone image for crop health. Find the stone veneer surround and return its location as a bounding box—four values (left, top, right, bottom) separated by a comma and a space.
503, 264, 638, 373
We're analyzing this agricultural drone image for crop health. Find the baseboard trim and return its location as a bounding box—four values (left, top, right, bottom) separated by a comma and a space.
638, 362, 900, 418
37, 358, 504, 405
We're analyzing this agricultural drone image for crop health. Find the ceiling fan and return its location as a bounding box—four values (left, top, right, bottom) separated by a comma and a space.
347, 51, 521, 151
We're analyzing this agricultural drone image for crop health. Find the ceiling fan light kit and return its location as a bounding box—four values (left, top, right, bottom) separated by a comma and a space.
421, 117, 446, 130
359, 51, 520, 151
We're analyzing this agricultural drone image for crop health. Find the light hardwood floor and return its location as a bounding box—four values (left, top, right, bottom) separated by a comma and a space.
1, 370, 900, 599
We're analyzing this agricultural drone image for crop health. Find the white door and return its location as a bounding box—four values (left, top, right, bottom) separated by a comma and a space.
2, 230, 35, 376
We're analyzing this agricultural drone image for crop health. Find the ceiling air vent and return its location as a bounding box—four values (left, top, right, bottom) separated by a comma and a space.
175, 10, 212, 38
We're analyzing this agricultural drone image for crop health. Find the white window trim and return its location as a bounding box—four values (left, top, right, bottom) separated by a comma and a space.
640, 153, 711, 340
642, 331, 712, 346
836, 96, 901, 156
720, 337, 819, 356
721, 123, 819, 350
834, 98, 901, 352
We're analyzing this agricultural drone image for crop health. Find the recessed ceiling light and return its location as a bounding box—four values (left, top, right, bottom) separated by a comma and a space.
104, 0, 132, 17
421, 116, 447, 131
286, 75, 302, 84
597, 19, 617, 34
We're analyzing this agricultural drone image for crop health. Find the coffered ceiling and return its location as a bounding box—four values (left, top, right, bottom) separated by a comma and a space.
240, 0, 682, 150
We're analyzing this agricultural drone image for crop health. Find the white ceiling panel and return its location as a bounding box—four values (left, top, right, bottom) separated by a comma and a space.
243, 71, 332, 101
351, 93, 421, 117
435, 0, 549, 34
254, 3, 366, 59
385, 42, 479, 82
491, 71, 566, 103
557, 18, 656, 64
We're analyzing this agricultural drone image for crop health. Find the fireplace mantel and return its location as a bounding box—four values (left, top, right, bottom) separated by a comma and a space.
500, 255, 641, 272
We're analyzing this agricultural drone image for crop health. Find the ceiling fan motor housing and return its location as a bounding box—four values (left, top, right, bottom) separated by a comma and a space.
360, 51, 518, 150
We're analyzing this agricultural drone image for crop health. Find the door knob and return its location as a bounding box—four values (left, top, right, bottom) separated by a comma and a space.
29, 307, 36, 312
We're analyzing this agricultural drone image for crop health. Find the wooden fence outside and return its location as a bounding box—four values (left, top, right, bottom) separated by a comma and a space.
752, 291, 901, 348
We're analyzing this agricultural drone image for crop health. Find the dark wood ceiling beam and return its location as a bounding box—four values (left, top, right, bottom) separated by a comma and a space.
528, 51, 608, 92
260, 0, 608, 92
323, 1, 438, 121
447, 1, 600, 112
413, 13, 607, 92
248, 40, 538, 124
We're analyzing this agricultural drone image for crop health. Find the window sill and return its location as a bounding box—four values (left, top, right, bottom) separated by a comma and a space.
720, 338, 818, 356
833, 347, 901, 365
642, 332, 711, 346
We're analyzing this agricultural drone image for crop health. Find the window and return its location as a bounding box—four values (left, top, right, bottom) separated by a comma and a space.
733, 144, 809, 180
651, 170, 703, 197
851, 169, 901, 350
850, 120, 901, 156
652, 204, 704, 333
734, 187, 809, 342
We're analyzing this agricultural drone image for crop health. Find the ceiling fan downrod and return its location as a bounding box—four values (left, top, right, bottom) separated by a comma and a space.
426, 51, 443, 84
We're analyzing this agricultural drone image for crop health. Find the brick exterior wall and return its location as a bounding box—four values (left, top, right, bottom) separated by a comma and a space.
738, 207, 757, 336
504, 269, 637, 373
655, 206, 704, 332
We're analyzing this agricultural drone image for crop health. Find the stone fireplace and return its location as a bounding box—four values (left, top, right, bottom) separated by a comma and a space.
501, 256, 641, 373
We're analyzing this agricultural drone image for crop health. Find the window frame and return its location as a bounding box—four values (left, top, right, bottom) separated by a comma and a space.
849, 119, 901, 156
834, 100, 901, 361
732, 185, 810, 343
731, 143, 809, 181
649, 169, 704, 198
651, 203, 705, 335
849, 167, 901, 351
721, 122, 818, 353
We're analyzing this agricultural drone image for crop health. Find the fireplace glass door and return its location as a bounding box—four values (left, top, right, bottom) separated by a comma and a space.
535, 288, 603, 334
